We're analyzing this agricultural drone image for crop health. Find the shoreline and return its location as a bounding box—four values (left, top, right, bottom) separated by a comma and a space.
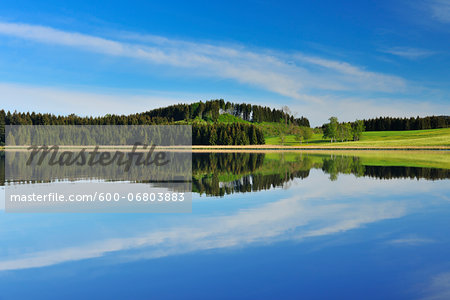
1, 145, 449, 151
191, 145, 450, 151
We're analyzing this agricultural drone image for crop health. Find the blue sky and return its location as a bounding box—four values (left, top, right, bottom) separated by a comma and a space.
0, 0, 449, 125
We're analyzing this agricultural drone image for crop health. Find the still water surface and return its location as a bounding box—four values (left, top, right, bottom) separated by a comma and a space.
0, 152, 449, 299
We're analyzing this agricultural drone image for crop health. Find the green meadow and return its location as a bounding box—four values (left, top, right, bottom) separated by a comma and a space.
265, 128, 450, 147
181, 113, 449, 147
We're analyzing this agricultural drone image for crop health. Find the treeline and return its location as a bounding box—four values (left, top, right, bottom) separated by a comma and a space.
0, 108, 265, 145
0, 109, 172, 125
192, 123, 265, 145
1, 101, 309, 126
320, 156, 450, 181
5, 126, 193, 146
0, 109, 172, 145
363, 165, 450, 181
361, 116, 449, 131
144, 99, 310, 126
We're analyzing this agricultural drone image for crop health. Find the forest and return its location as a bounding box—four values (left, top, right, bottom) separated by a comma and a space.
1, 100, 449, 146
0, 100, 308, 145
361, 116, 449, 131
143, 99, 310, 126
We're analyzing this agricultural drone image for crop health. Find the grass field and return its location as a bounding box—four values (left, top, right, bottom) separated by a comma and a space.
172, 114, 449, 148
265, 128, 450, 147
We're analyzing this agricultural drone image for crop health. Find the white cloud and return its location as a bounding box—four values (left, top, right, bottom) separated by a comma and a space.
290, 95, 447, 125
0, 21, 408, 102
0, 174, 445, 271
387, 237, 435, 246
0, 198, 402, 270
294, 54, 406, 92
0, 22, 447, 126
381, 47, 436, 59
0, 82, 185, 116
429, 0, 450, 23
422, 272, 450, 300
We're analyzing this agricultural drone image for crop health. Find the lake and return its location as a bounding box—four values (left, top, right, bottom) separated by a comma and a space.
0, 151, 449, 299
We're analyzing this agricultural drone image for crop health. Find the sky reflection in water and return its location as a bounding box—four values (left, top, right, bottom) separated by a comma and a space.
0, 154, 449, 299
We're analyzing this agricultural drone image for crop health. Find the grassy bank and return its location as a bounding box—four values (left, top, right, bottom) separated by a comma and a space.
265, 128, 450, 147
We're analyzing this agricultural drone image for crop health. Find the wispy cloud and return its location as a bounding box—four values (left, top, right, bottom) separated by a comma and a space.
0, 21, 408, 102
294, 53, 406, 91
381, 47, 436, 59
422, 272, 450, 300
387, 236, 436, 246
0, 82, 185, 116
428, 0, 450, 23
0, 195, 404, 271
0, 21, 446, 126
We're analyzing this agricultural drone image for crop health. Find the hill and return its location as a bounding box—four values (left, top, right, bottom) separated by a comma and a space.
1, 100, 449, 147
0, 100, 307, 146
